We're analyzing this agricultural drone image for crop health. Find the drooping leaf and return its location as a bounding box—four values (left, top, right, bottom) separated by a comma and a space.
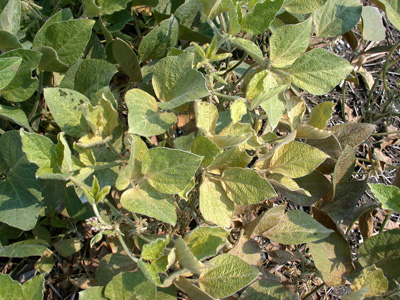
270, 18, 312, 68
174, 276, 214, 300
137, 259, 162, 287
265, 210, 333, 244
0, 131, 42, 230
0, 239, 48, 257
195, 100, 218, 136
239, 279, 297, 300
207, 147, 251, 172
112, 38, 142, 82
199, 177, 234, 228
54, 238, 83, 257
199, 254, 260, 298
313, 0, 362, 37
175, 238, 205, 273
126, 88, 177, 137
331, 123, 375, 148
283, 0, 326, 13
267, 141, 329, 178
241, 0, 284, 35
260, 94, 286, 130
44, 88, 91, 138
0, 57, 21, 89
229, 37, 265, 66
0, 104, 30, 130
184, 226, 228, 261
211, 122, 255, 148
350, 265, 388, 297
332, 145, 355, 198
361, 6, 386, 41
0, 274, 23, 300
104, 271, 156, 300
142, 237, 170, 261
82, 0, 132, 17
153, 54, 209, 110
368, 183, 400, 212
79, 287, 108, 300
228, 235, 262, 267
221, 167, 276, 205
0, 49, 41, 102
289, 48, 353, 95
121, 181, 177, 226
142, 147, 202, 194
138, 16, 179, 62
191, 135, 222, 168
0, 30, 22, 51
380, 0, 400, 31
245, 204, 286, 238
21, 274, 45, 300
95, 253, 137, 286
358, 228, 400, 280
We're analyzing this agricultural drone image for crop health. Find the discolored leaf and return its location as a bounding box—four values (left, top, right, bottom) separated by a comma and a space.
332, 145, 356, 197
313, 0, 362, 37
228, 235, 262, 267
174, 277, 214, 300
0, 0, 21, 35
350, 265, 388, 297
142, 147, 202, 194
142, 237, 170, 261
260, 94, 286, 130
229, 37, 265, 66
241, 0, 284, 35
191, 135, 222, 168
268, 141, 329, 178
175, 238, 205, 273
368, 183, 400, 212
331, 123, 375, 148
126, 88, 177, 137
270, 18, 312, 68
212, 122, 255, 148
358, 228, 400, 280
199, 177, 234, 228
308, 102, 335, 130
195, 100, 218, 136
221, 167, 276, 205
289, 48, 353, 95
199, 254, 260, 298
137, 259, 162, 286
265, 210, 333, 244
245, 204, 286, 238
120, 181, 177, 226
380, 0, 400, 31
207, 147, 251, 172
239, 279, 297, 299
283, 0, 326, 13
295, 124, 333, 140
361, 6, 386, 41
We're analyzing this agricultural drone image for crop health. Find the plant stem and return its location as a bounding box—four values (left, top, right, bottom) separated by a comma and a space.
372, 130, 400, 136
302, 283, 324, 300
92, 203, 106, 224
212, 91, 241, 100
117, 232, 138, 263
227, 62, 257, 93
379, 211, 392, 234
29, 71, 44, 123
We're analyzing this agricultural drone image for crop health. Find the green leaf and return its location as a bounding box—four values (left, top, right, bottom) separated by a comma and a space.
184, 226, 229, 261
22, 274, 45, 300
230, 99, 247, 124
82, 0, 132, 17
195, 100, 218, 136
105, 271, 156, 300
191, 135, 222, 168
211, 122, 255, 148
142, 237, 170, 260
138, 16, 179, 62
20, 130, 64, 178
245, 204, 286, 238
268, 141, 329, 178
199, 177, 234, 228
358, 228, 400, 280
44, 88, 91, 138
361, 6, 386, 41
137, 259, 162, 286
54, 238, 83, 257
142, 147, 202, 194
42, 19, 95, 65
241, 0, 284, 35
112, 38, 142, 82
0, 49, 41, 102
175, 238, 205, 273
199, 254, 260, 298
308, 101, 335, 130
115, 135, 148, 191
79, 286, 108, 300
265, 210, 333, 244
0, 274, 23, 300
380, 0, 400, 31
309, 232, 354, 286
289, 48, 353, 95
229, 37, 265, 66
0, 57, 21, 89
35, 46, 70, 73
95, 253, 137, 286
221, 167, 276, 205
153, 54, 209, 110
0, 30, 22, 51
32, 8, 73, 49
331, 123, 375, 148
0, 131, 42, 230
0, 0, 20, 35
121, 181, 177, 225
270, 18, 312, 68
0, 104, 30, 130
313, 0, 362, 37
350, 265, 388, 297
0, 239, 48, 257
283, 0, 326, 13
126, 88, 177, 137
239, 279, 297, 300
207, 147, 251, 172
368, 183, 400, 212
